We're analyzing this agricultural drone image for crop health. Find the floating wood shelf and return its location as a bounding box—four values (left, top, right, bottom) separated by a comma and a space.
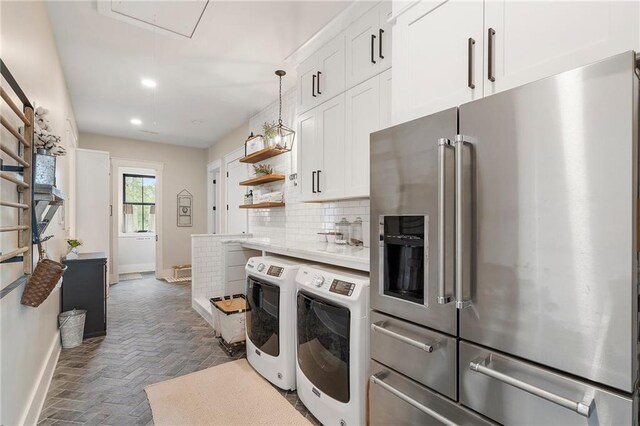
239, 202, 285, 209
239, 174, 286, 186
239, 147, 290, 164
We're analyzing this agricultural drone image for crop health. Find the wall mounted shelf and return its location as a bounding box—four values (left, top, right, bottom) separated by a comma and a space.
239, 202, 285, 209
239, 147, 289, 164
239, 174, 286, 186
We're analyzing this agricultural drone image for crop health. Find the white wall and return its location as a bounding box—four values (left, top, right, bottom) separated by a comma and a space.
79, 133, 207, 276
0, 1, 78, 424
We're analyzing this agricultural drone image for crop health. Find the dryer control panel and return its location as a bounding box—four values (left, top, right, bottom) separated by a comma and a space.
330, 279, 355, 296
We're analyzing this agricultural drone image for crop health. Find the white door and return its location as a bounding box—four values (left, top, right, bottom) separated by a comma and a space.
298, 107, 320, 201
393, 0, 483, 124
225, 157, 248, 234
345, 76, 380, 198
346, 5, 380, 89
207, 166, 219, 234
297, 53, 318, 114
316, 34, 346, 104
484, 0, 640, 95
317, 93, 346, 200
378, 1, 392, 73
379, 68, 392, 129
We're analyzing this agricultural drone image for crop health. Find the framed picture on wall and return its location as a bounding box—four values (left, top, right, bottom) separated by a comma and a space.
177, 189, 193, 227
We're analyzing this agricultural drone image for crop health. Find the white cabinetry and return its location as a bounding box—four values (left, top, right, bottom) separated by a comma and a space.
346, 2, 393, 89
484, 0, 640, 95
297, 35, 346, 114
392, 0, 640, 124
392, 0, 483, 124
299, 95, 346, 201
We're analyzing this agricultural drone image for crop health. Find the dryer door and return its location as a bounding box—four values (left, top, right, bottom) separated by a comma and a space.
297, 291, 351, 403
246, 276, 280, 356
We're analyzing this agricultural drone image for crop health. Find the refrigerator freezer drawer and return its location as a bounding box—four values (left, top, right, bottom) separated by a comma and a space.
459, 341, 638, 425
370, 360, 496, 426
370, 310, 456, 400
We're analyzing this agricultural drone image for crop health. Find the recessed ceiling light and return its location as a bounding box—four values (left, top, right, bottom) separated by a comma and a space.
130, 118, 142, 125
141, 78, 157, 88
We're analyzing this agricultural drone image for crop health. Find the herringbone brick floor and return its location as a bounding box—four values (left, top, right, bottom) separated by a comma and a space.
37, 275, 319, 425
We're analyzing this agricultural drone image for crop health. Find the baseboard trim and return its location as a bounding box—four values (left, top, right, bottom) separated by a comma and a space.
22, 331, 61, 426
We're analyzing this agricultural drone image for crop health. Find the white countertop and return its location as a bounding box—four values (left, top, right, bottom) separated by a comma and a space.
235, 238, 370, 272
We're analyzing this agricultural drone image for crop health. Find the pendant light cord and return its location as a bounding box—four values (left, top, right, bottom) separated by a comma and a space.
278, 74, 283, 125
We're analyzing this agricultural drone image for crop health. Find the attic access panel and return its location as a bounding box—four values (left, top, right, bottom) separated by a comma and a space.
99, 0, 209, 39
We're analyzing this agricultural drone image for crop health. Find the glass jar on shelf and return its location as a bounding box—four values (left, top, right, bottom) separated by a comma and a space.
335, 218, 350, 245
349, 217, 363, 246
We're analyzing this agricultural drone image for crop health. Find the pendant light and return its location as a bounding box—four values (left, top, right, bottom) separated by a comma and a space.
272, 70, 295, 151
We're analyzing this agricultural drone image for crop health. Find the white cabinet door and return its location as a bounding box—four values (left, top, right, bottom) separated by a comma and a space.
225, 157, 248, 234
316, 34, 346, 105
298, 107, 320, 201
317, 94, 346, 200
297, 54, 318, 114
346, 6, 380, 89
378, 1, 393, 72
345, 77, 380, 198
379, 68, 392, 129
392, 0, 483, 124
485, 0, 640, 96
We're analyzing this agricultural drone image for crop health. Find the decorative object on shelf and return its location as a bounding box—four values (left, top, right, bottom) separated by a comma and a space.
262, 122, 277, 146
253, 163, 273, 176
177, 189, 193, 227
21, 227, 67, 307
270, 70, 295, 150
244, 190, 253, 205
335, 217, 351, 245
33, 106, 66, 156
255, 190, 283, 204
34, 150, 56, 188
245, 132, 265, 156
349, 217, 364, 246
65, 238, 82, 259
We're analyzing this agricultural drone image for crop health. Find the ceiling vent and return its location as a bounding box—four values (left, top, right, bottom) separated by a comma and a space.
97, 0, 209, 39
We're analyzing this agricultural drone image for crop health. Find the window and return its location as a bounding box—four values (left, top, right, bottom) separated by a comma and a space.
122, 174, 156, 233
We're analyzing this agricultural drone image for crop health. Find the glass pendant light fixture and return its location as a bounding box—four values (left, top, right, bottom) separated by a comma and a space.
273, 70, 295, 151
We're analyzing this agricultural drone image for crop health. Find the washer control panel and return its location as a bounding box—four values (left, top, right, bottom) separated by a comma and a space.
329, 279, 355, 296
267, 265, 284, 277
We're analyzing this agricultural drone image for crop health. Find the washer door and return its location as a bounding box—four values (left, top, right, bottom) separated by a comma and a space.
297, 291, 351, 403
246, 276, 280, 356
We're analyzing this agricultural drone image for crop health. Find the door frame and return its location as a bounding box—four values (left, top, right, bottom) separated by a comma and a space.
110, 157, 164, 284
207, 160, 221, 234
223, 146, 248, 234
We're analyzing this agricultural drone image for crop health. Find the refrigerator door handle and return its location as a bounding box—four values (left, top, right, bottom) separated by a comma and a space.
454, 135, 471, 309
469, 356, 594, 417
437, 138, 453, 304
370, 374, 458, 426
371, 321, 435, 352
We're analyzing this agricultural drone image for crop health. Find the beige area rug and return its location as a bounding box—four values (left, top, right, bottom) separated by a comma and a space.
145, 359, 311, 426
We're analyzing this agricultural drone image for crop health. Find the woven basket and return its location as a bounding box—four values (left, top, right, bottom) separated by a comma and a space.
21, 244, 67, 308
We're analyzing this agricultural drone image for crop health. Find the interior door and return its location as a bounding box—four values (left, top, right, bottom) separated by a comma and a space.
393, 0, 483, 124
458, 52, 638, 393
345, 75, 379, 198
317, 93, 345, 200
317, 34, 346, 104
345, 5, 380, 89
297, 107, 320, 201
484, 0, 640, 96
225, 156, 248, 234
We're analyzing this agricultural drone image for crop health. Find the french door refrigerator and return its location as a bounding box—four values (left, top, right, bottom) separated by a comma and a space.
369, 51, 639, 425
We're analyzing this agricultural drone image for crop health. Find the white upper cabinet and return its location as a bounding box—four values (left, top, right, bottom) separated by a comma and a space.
346, 2, 393, 89
484, 0, 640, 95
296, 34, 346, 114
392, 0, 484, 124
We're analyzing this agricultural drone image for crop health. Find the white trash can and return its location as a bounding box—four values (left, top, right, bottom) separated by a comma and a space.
210, 294, 247, 345
58, 309, 86, 349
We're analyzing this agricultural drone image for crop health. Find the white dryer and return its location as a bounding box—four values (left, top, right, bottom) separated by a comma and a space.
245, 256, 306, 390
295, 265, 370, 426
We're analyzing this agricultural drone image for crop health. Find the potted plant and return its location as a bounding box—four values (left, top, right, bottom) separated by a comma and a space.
65, 238, 82, 259
262, 121, 277, 147
253, 163, 273, 176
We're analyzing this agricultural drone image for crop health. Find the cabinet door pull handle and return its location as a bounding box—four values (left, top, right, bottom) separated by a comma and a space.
317, 170, 322, 193
371, 34, 377, 64
379, 29, 384, 59
488, 28, 496, 82
316, 71, 322, 95
467, 37, 475, 89
312, 171, 316, 193
312, 74, 317, 97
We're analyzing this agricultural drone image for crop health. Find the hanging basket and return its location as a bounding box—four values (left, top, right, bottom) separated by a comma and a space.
21, 244, 67, 307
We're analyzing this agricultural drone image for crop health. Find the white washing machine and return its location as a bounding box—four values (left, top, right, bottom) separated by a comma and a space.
245, 256, 306, 390
295, 265, 370, 426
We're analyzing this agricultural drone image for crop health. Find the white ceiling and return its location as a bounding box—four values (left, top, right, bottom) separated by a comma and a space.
46, 1, 350, 148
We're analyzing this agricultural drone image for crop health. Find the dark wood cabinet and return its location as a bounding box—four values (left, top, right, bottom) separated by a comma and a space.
61, 252, 107, 338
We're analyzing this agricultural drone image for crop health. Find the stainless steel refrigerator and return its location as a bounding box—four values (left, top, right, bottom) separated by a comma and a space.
369, 51, 639, 425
